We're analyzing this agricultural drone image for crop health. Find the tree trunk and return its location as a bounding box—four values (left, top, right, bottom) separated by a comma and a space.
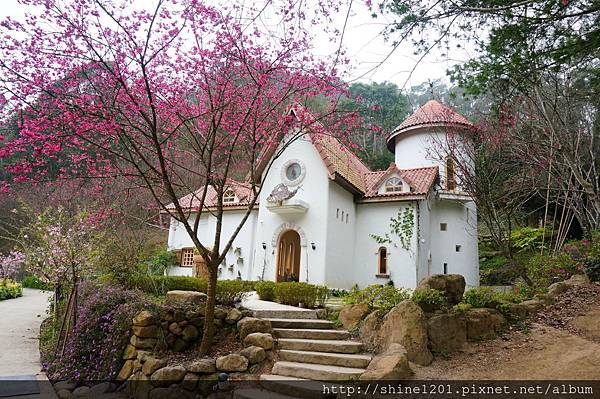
198, 263, 218, 355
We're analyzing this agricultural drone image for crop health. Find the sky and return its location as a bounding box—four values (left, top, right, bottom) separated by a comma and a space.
0, 0, 473, 90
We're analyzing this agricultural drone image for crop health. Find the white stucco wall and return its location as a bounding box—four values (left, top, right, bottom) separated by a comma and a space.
353, 201, 419, 289
249, 135, 331, 284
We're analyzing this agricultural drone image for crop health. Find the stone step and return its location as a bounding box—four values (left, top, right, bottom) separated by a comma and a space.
253, 309, 317, 320
273, 328, 349, 340
234, 388, 298, 399
265, 318, 334, 329
279, 349, 372, 368
272, 361, 365, 381
277, 338, 363, 354
260, 374, 333, 399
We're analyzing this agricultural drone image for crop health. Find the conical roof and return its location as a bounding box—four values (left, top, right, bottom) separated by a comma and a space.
386, 100, 473, 152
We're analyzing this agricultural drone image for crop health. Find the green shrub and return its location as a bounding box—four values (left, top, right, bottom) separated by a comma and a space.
215, 279, 252, 306
143, 249, 177, 276
328, 288, 349, 297
461, 287, 500, 309
272, 282, 328, 308
21, 275, 53, 290
345, 284, 410, 313
525, 253, 577, 290
585, 258, 600, 282
453, 302, 472, 312
411, 289, 448, 312
511, 226, 550, 253
255, 281, 276, 301
0, 279, 22, 300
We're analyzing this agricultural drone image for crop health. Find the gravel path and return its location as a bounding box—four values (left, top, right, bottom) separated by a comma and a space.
0, 288, 52, 377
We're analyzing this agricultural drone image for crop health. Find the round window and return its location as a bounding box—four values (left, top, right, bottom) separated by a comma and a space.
285, 162, 302, 181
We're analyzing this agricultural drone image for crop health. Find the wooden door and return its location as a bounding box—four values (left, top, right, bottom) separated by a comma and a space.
276, 230, 301, 282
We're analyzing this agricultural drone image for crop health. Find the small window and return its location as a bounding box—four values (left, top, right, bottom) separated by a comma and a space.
446, 156, 456, 190
181, 248, 195, 267
337, 208, 340, 219
440, 223, 448, 231
345, 213, 349, 224
223, 189, 236, 204
455, 245, 462, 252
378, 247, 388, 275
384, 177, 403, 193
341, 211, 345, 220
443, 263, 448, 274
285, 162, 302, 182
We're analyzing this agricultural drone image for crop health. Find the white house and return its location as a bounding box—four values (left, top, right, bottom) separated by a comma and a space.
165, 100, 479, 289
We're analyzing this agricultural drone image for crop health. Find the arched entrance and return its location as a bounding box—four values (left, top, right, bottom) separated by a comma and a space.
276, 230, 301, 282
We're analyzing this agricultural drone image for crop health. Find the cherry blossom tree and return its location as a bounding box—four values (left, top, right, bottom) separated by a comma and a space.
0, 0, 357, 353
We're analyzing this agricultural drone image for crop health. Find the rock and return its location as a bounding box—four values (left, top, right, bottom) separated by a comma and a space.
126, 371, 151, 399
547, 281, 569, 299
133, 359, 142, 373
240, 346, 266, 364
241, 309, 254, 317
117, 359, 134, 381
136, 350, 152, 363
186, 306, 206, 319
359, 309, 385, 352
169, 322, 182, 335
213, 318, 222, 327
565, 274, 590, 287
187, 359, 216, 373
377, 300, 432, 365
415, 274, 466, 305
237, 317, 272, 340
133, 311, 158, 327
172, 338, 188, 352
173, 310, 185, 322
142, 357, 166, 376
339, 303, 370, 330
196, 373, 219, 396
216, 354, 249, 372
72, 386, 90, 397
225, 308, 242, 324
189, 317, 204, 329
123, 344, 137, 360
56, 389, 72, 399
165, 290, 208, 305
427, 311, 467, 352
88, 382, 115, 396
130, 335, 157, 350
149, 387, 171, 399
165, 333, 176, 347
133, 324, 160, 338
360, 343, 412, 380
465, 308, 505, 340
214, 307, 228, 319
181, 373, 199, 391
510, 299, 544, 319
54, 381, 77, 391
243, 332, 274, 350
150, 366, 187, 387
181, 325, 199, 342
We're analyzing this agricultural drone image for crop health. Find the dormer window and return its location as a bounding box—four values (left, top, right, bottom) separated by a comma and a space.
384, 177, 403, 193
223, 189, 236, 204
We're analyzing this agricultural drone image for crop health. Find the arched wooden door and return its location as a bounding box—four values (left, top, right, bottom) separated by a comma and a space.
276, 230, 301, 282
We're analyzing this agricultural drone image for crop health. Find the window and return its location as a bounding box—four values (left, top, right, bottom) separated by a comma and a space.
223, 189, 236, 204
384, 177, 403, 193
285, 162, 302, 182
446, 156, 456, 190
345, 213, 349, 224
440, 223, 448, 231
378, 247, 388, 275
337, 208, 340, 219
443, 263, 448, 274
181, 248, 195, 267
455, 245, 462, 252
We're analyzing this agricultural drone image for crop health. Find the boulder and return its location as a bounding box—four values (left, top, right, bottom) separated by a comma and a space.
117, 360, 134, 381
427, 311, 467, 352
243, 332, 274, 350
415, 274, 466, 305
142, 357, 166, 376
225, 309, 242, 324
54, 381, 77, 391
186, 359, 216, 374
237, 317, 272, 340
122, 344, 137, 360
165, 290, 208, 306
214, 307, 228, 319
360, 344, 412, 380
130, 335, 157, 350
547, 281, 569, 299
339, 303, 370, 330
465, 308, 505, 340
132, 324, 160, 339
136, 350, 152, 363
71, 386, 90, 398
189, 317, 204, 329
181, 373, 199, 391
168, 322, 182, 335
509, 299, 544, 319
240, 345, 266, 364
172, 338, 188, 352
149, 387, 171, 399
56, 389, 72, 399
185, 306, 206, 319
377, 300, 433, 365
359, 309, 385, 352
87, 382, 115, 397
181, 325, 199, 342
133, 311, 158, 327
126, 371, 151, 399
150, 366, 187, 387
565, 274, 590, 287
216, 354, 249, 372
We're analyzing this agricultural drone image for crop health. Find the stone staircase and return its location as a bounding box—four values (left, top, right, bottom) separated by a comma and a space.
234, 308, 372, 399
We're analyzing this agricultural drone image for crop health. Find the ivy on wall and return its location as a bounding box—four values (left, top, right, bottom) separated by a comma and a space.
370, 207, 415, 251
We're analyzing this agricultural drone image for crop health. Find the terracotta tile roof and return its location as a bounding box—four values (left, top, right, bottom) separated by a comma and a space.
363, 164, 438, 198
387, 100, 474, 151
164, 180, 258, 212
